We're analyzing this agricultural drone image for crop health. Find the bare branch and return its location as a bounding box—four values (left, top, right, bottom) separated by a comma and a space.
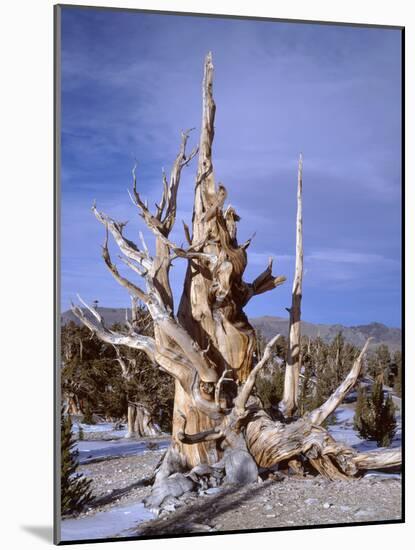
91, 204, 219, 389
76, 294, 103, 324
352, 447, 402, 470
148, 227, 217, 264
241, 232, 256, 251
118, 255, 148, 278
73, 295, 203, 394
101, 224, 148, 303
244, 257, 286, 304
113, 345, 133, 380
130, 129, 197, 236
71, 299, 156, 361
92, 204, 152, 271
177, 410, 223, 444
128, 184, 164, 234
214, 367, 231, 408
155, 169, 169, 221
128, 191, 217, 266
162, 128, 198, 232
182, 220, 192, 245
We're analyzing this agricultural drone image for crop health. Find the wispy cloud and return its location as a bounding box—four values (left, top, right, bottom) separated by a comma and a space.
60, 8, 402, 326
308, 249, 399, 267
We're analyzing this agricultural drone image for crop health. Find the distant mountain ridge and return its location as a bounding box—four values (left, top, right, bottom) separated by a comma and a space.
251, 316, 401, 352
61, 308, 401, 352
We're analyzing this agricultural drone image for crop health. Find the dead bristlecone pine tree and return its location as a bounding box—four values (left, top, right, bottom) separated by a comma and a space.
72, 52, 401, 511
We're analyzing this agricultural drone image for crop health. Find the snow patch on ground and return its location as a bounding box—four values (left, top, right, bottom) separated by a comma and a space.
363, 471, 401, 480
328, 405, 401, 454
72, 421, 128, 438
77, 438, 170, 464
60, 502, 154, 541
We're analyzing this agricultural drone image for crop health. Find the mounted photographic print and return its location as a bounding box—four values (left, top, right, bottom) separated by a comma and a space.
54, 4, 404, 545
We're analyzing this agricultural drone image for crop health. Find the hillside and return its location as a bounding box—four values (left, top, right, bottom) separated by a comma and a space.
251, 316, 401, 352
62, 307, 132, 329
61, 308, 401, 351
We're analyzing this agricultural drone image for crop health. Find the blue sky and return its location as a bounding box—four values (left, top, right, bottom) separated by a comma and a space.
60, 7, 402, 327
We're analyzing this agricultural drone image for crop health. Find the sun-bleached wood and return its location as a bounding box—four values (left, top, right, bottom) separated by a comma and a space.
73, 53, 401, 507
281, 153, 303, 417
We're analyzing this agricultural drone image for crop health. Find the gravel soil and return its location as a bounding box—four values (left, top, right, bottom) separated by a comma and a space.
75, 448, 165, 517
73, 445, 402, 536
137, 476, 401, 536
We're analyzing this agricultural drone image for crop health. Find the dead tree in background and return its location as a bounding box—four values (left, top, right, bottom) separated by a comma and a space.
281, 154, 303, 417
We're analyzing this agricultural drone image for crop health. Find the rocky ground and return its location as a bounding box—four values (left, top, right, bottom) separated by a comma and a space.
74, 445, 402, 537
76, 446, 165, 516
137, 474, 402, 536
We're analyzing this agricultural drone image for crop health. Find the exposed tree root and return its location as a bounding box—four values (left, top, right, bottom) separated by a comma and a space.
143, 411, 401, 513
245, 409, 401, 481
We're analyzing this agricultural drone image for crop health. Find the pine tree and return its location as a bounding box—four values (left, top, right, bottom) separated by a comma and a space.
377, 345, 392, 382
353, 380, 397, 447
61, 318, 175, 433
378, 393, 397, 447
256, 368, 285, 413
297, 364, 314, 416
353, 386, 371, 439
254, 329, 285, 418
367, 345, 392, 381
61, 407, 93, 516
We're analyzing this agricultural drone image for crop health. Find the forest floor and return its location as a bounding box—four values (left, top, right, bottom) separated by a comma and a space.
60, 404, 402, 542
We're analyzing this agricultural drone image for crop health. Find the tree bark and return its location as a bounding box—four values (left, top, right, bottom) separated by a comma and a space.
125, 403, 163, 438
174, 52, 258, 465
126, 403, 136, 438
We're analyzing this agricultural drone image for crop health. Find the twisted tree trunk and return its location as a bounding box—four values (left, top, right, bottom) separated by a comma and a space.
72, 52, 401, 511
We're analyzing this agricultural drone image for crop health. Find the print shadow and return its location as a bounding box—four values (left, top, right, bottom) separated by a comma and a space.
20, 525, 53, 543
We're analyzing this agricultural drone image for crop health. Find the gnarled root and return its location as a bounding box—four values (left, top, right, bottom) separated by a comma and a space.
219, 448, 258, 485
143, 473, 195, 512
144, 444, 223, 513
144, 409, 260, 512
144, 445, 190, 512
352, 448, 401, 471
245, 409, 401, 480
144, 409, 401, 514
